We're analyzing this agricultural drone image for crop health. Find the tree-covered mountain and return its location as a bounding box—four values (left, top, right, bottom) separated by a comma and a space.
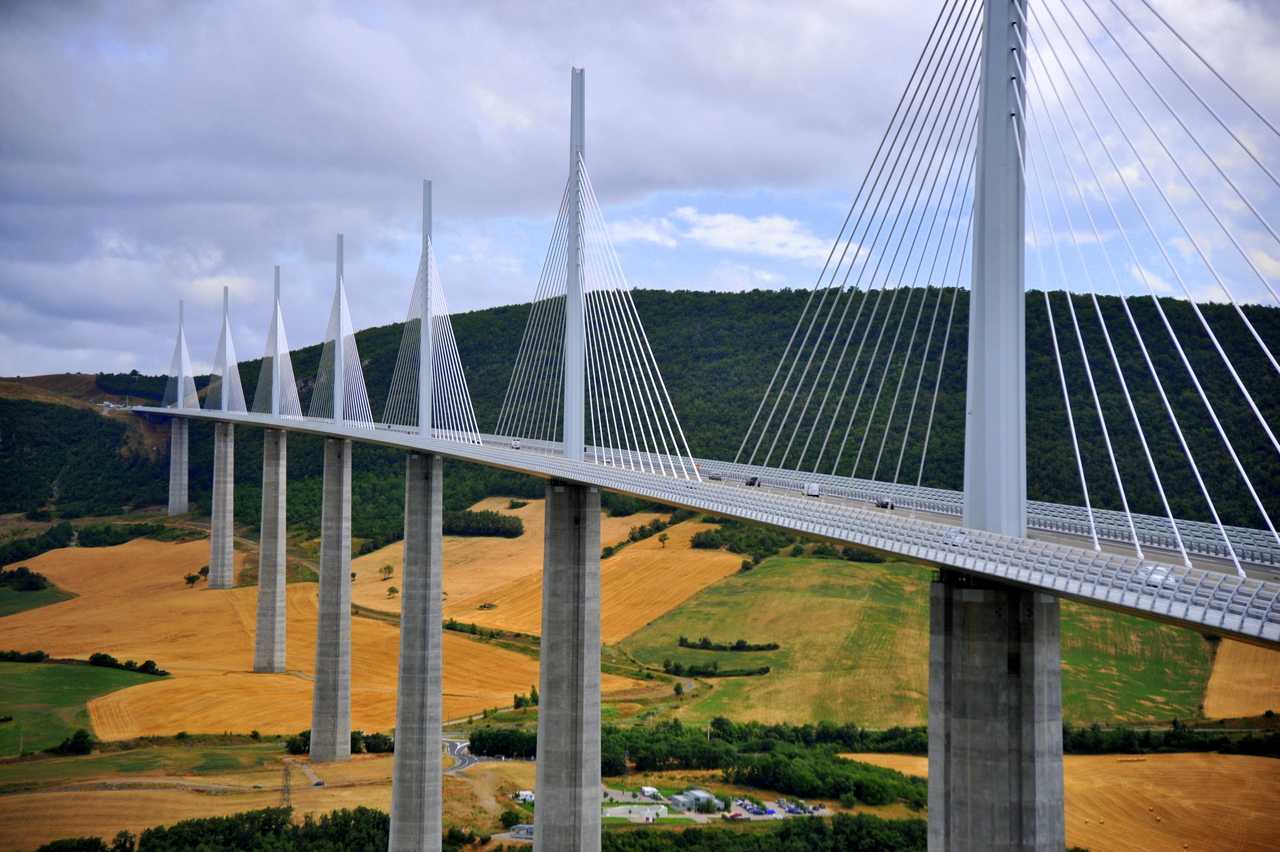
5, 287, 1277, 541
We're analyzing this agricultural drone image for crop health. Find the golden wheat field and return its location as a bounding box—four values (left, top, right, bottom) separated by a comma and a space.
1202, 639, 1280, 719
349, 497, 667, 615
845, 752, 1280, 852
0, 537, 639, 738
446, 519, 743, 642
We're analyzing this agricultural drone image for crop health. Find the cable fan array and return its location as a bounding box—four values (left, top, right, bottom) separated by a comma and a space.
163, 302, 200, 409
250, 274, 303, 418
205, 288, 247, 413
738, 0, 1280, 576
307, 273, 374, 425
382, 235, 482, 443
496, 159, 699, 480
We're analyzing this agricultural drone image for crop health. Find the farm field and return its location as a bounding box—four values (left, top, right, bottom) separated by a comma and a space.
349, 497, 667, 617
0, 662, 153, 754
0, 537, 641, 740
1203, 639, 1280, 719
621, 556, 1212, 727
0, 749, 535, 851
450, 517, 742, 642
847, 752, 1280, 852
0, 584, 73, 618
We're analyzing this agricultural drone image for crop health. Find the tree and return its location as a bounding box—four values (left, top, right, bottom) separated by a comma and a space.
529, 685, 539, 706
387, 586, 399, 599
499, 810, 522, 829
674, 682, 684, 697
184, 574, 200, 587
380, 564, 394, 581
658, 533, 669, 548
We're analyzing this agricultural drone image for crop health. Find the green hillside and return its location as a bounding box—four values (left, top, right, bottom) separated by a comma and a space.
2, 288, 1277, 540
619, 555, 1212, 727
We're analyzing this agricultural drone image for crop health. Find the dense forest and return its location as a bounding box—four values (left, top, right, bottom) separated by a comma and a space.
1, 288, 1275, 539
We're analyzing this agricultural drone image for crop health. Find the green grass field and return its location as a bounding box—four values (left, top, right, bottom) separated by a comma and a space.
0, 584, 73, 617
0, 739, 283, 793
0, 662, 155, 755
619, 556, 1211, 727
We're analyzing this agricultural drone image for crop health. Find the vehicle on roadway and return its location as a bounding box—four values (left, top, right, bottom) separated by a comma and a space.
874, 498, 895, 510
745, 476, 761, 487
804, 483, 821, 498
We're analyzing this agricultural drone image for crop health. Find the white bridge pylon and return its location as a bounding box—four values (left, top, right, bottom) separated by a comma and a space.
383, 180, 483, 444
308, 234, 374, 425
251, 266, 303, 419
496, 68, 700, 481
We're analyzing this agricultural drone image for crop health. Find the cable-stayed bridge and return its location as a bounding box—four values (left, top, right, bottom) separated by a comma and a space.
128, 2, 1280, 850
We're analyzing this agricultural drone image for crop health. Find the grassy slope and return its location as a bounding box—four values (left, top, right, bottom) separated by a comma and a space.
619, 556, 1211, 727
0, 740, 283, 793
0, 662, 156, 754
0, 584, 73, 617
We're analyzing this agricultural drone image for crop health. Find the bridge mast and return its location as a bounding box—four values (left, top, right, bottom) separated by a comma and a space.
932, 2, 1065, 850
965, 0, 1025, 536
334, 233, 345, 421
563, 67, 586, 461
419, 179, 433, 436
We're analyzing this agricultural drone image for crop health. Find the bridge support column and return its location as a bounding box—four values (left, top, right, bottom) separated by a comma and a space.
534, 481, 601, 852
254, 429, 287, 673
167, 418, 188, 515
390, 453, 444, 852
208, 422, 235, 589
928, 573, 1064, 851
311, 437, 352, 763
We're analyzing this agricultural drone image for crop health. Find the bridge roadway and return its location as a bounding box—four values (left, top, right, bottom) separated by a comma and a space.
139, 406, 1280, 648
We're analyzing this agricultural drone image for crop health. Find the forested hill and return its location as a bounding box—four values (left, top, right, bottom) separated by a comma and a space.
5, 288, 1279, 543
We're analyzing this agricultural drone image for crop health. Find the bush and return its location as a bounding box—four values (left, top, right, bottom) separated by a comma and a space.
499, 809, 522, 829
285, 730, 311, 755
0, 649, 49, 663
364, 732, 394, 753
0, 522, 73, 566
350, 730, 366, 754
0, 565, 51, 591
49, 728, 94, 756
87, 653, 168, 677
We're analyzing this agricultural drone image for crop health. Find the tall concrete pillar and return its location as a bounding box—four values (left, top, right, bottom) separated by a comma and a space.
928, 574, 1064, 851
208, 422, 235, 589
534, 481, 601, 852
311, 437, 352, 763
254, 429, 287, 673
167, 418, 188, 515
389, 453, 444, 852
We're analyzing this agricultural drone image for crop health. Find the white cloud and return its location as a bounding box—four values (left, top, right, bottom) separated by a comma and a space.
608, 217, 678, 248
671, 207, 829, 263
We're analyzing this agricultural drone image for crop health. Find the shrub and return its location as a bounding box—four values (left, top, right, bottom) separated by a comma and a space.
0, 649, 49, 663
0, 566, 51, 591
350, 730, 365, 754
499, 809, 522, 829
285, 730, 311, 755
49, 728, 94, 756
364, 732, 394, 753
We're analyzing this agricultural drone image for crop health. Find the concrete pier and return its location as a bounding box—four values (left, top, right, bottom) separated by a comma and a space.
167, 418, 188, 515
311, 437, 352, 763
534, 481, 602, 852
389, 453, 444, 851
254, 429, 287, 673
928, 573, 1064, 851
208, 422, 235, 589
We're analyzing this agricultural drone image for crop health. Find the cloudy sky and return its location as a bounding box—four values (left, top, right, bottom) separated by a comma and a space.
2, 0, 1278, 377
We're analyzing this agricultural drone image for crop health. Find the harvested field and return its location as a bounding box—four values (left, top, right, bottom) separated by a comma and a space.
350, 497, 667, 618
1203, 639, 1280, 718
450, 519, 741, 642
0, 752, 534, 850
845, 752, 1280, 851
0, 538, 638, 740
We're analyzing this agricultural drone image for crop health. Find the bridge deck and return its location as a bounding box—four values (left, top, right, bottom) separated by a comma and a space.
138, 407, 1280, 648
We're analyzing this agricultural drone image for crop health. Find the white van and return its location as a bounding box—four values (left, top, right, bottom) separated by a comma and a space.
804, 483, 821, 498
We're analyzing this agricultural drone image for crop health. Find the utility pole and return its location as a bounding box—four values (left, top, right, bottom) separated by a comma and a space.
562, 67, 586, 461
